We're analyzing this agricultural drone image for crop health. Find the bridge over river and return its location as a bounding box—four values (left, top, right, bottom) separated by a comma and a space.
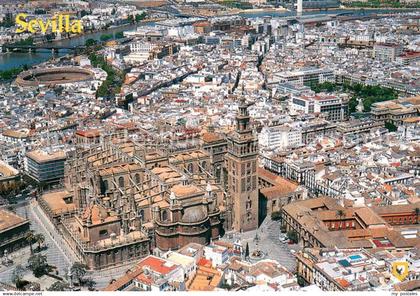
2, 44, 86, 54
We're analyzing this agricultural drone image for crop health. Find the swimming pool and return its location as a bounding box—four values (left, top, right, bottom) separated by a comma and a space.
349, 254, 363, 261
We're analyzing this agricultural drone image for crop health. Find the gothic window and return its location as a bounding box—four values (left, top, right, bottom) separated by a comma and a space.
246, 200, 252, 210
241, 178, 246, 192
187, 163, 194, 174
216, 165, 221, 182
118, 176, 125, 188
139, 209, 145, 222
246, 162, 252, 175
201, 161, 207, 172
135, 173, 141, 184
101, 179, 108, 195
252, 176, 257, 190
162, 210, 168, 222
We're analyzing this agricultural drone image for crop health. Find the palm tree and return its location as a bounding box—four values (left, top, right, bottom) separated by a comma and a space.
336, 210, 346, 229
415, 208, 420, 224
35, 233, 45, 251
25, 230, 36, 254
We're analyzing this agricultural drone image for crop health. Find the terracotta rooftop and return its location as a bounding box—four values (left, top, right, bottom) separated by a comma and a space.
202, 132, 224, 143
26, 149, 66, 163
186, 265, 222, 291
138, 255, 179, 275
41, 190, 76, 215
81, 203, 119, 225
99, 163, 142, 176
0, 209, 28, 233
75, 129, 101, 138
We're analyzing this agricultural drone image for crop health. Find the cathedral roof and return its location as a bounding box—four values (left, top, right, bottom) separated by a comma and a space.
82, 203, 118, 225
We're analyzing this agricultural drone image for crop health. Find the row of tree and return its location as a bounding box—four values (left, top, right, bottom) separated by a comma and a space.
88, 52, 125, 98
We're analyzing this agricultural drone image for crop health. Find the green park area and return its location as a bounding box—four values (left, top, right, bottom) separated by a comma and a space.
310, 81, 398, 113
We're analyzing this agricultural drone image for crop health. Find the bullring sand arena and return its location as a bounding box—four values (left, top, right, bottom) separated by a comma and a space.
15, 67, 95, 87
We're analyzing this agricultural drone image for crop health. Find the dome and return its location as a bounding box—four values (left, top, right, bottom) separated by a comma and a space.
181, 207, 207, 223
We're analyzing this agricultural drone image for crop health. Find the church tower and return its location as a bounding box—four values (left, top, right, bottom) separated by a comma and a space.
226, 98, 259, 232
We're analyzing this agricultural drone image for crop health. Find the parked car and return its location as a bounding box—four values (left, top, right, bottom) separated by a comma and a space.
279, 234, 288, 243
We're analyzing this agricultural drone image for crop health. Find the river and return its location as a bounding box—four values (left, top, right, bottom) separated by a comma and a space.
0, 8, 418, 71
0, 22, 145, 71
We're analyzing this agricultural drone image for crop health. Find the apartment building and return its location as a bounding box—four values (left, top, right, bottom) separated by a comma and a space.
274, 68, 334, 87
290, 93, 349, 122
259, 125, 303, 150
25, 149, 66, 184
373, 43, 404, 62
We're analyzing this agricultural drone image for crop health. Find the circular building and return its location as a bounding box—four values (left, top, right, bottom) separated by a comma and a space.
16, 66, 95, 87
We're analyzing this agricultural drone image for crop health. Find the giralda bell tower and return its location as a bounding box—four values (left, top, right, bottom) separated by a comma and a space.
226, 97, 259, 232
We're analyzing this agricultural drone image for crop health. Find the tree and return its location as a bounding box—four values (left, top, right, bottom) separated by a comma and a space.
25, 230, 36, 254
271, 211, 282, 221
100, 34, 113, 42
280, 224, 287, 233
115, 31, 124, 39
48, 281, 70, 291
297, 275, 306, 287
385, 121, 397, 132
27, 254, 49, 278
70, 262, 88, 285
287, 230, 298, 244
135, 13, 146, 22
245, 242, 250, 259
11, 265, 25, 287
336, 209, 346, 229
85, 38, 97, 47
35, 233, 45, 251
415, 208, 420, 224
127, 15, 134, 24
84, 278, 96, 291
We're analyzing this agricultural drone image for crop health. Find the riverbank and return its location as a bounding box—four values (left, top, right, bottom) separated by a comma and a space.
0, 20, 157, 71
34, 19, 160, 46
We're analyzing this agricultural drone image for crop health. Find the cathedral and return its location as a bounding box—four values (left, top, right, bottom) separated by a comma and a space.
39, 98, 259, 270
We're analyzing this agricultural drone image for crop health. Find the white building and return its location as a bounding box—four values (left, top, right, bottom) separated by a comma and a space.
204, 244, 229, 267
124, 42, 155, 63
259, 125, 302, 150
289, 93, 349, 122
273, 68, 334, 87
